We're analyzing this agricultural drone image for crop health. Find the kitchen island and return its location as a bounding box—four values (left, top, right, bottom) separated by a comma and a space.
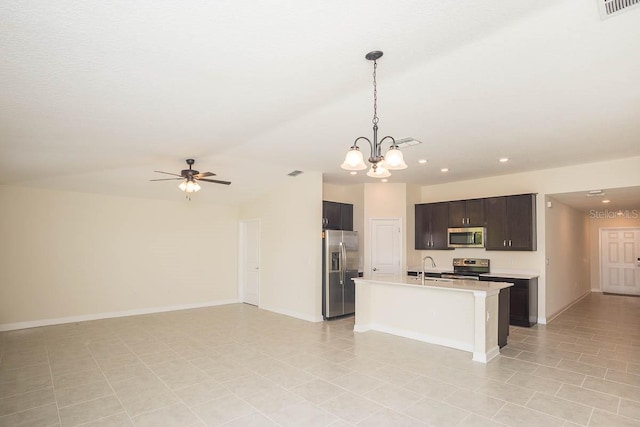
353, 277, 512, 363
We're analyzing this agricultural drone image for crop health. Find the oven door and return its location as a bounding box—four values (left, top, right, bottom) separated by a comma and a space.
447, 227, 485, 248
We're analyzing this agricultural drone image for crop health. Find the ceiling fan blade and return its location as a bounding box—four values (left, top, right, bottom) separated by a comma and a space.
154, 170, 183, 177
193, 171, 216, 178
149, 178, 183, 181
198, 178, 232, 185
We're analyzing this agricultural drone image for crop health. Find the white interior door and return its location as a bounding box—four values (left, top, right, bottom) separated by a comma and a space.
370, 218, 402, 280
240, 219, 260, 305
600, 228, 640, 295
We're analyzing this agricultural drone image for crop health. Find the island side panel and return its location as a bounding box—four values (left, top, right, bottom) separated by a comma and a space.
354, 281, 372, 332
472, 290, 500, 363
354, 280, 475, 353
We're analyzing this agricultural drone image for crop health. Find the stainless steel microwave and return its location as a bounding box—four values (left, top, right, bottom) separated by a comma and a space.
447, 227, 485, 248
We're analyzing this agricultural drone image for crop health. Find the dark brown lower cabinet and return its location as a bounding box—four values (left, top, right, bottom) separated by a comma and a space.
498, 288, 510, 348
481, 276, 538, 327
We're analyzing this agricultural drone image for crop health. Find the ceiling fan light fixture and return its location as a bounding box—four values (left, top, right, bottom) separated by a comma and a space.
153, 159, 230, 194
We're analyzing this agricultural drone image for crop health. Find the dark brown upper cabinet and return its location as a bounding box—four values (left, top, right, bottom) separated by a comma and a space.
415, 202, 451, 250
484, 194, 536, 251
448, 199, 485, 227
322, 201, 353, 231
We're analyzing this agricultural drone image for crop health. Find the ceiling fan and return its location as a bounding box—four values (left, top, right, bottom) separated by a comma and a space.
151, 159, 231, 193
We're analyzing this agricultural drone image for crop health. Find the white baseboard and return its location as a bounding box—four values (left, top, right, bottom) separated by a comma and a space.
354, 324, 370, 333
364, 323, 474, 353
259, 304, 323, 323
474, 346, 500, 363
545, 290, 592, 324
0, 299, 240, 332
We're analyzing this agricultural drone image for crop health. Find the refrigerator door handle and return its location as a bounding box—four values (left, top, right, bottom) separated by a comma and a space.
338, 242, 344, 285
339, 242, 344, 285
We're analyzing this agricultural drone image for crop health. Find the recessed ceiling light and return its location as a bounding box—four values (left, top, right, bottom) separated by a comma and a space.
440, 168, 449, 172
587, 190, 605, 197
381, 179, 388, 183
499, 158, 509, 163
602, 199, 611, 203
418, 159, 427, 164
350, 171, 357, 175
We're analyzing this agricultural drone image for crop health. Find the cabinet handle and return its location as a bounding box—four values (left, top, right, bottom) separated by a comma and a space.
509, 240, 512, 247
503, 240, 506, 247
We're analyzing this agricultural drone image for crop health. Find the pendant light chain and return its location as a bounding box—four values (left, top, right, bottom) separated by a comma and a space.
372, 60, 379, 126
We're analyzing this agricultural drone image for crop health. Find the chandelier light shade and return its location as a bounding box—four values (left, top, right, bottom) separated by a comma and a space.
366, 162, 391, 178
342, 51, 407, 178
341, 146, 367, 170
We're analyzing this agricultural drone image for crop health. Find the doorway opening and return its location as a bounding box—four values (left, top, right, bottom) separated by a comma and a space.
239, 219, 260, 306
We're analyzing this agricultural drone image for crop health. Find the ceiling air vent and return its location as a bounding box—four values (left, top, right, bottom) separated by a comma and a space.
287, 170, 303, 177
598, 0, 640, 19
394, 137, 422, 148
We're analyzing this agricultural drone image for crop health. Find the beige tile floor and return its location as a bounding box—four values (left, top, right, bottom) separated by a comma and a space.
1, 293, 639, 427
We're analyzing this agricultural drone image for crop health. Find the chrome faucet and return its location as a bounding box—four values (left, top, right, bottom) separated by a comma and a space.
421, 256, 437, 285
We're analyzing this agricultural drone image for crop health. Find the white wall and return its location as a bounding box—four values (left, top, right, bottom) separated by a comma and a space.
406, 184, 422, 269
364, 183, 408, 277
545, 196, 591, 320
0, 185, 239, 330
239, 172, 323, 321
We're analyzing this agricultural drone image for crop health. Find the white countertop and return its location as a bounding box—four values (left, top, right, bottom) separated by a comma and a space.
406, 267, 539, 280
354, 276, 513, 293
479, 272, 539, 280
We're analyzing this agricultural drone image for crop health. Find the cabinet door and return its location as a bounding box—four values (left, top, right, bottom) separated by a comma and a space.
509, 279, 531, 327
430, 202, 450, 249
466, 199, 485, 226
415, 204, 431, 249
448, 201, 466, 226
322, 201, 342, 230
340, 203, 353, 231
484, 197, 507, 250
506, 194, 536, 250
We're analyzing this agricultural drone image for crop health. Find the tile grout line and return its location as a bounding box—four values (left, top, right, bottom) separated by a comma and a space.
44, 340, 63, 427
88, 336, 139, 427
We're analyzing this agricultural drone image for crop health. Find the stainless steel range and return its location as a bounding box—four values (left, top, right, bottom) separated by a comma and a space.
441, 258, 490, 280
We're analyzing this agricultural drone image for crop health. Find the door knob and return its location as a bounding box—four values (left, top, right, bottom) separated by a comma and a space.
372, 267, 377, 271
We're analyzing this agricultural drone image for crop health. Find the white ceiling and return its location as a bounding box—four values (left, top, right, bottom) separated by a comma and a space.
1, 1, 640, 205
550, 186, 640, 213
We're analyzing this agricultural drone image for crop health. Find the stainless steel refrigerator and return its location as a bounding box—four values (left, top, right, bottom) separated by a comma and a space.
322, 230, 359, 320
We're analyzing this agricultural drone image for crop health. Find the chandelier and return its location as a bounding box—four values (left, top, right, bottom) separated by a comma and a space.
341, 51, 407, 178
